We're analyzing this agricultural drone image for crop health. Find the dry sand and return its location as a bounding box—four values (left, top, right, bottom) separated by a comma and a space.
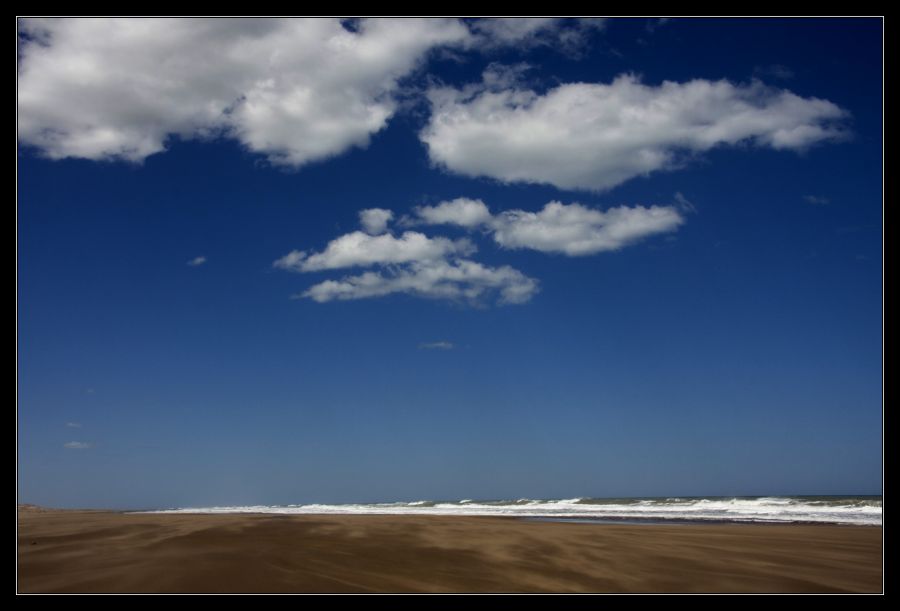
17, 507, 882, 593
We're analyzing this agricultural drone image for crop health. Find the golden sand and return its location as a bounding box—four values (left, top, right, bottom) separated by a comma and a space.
17, 508, 882, 593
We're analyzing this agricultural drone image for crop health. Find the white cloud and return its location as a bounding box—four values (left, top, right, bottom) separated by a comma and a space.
413, 198, 493, 228
64, 441, 92, 449
18, 18, 470, 165
299, 258, 538, 305
187, 255, 207, 267
412, 198, 683, 255
274, 231, 474, 272
419, 341, 454, 350
421, 72, 849, 191
490, 202, 683, 255
65, 422, 82, 428
359, 208, 394, 235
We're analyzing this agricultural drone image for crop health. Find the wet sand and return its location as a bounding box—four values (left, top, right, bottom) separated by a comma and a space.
17, 508, 882, 593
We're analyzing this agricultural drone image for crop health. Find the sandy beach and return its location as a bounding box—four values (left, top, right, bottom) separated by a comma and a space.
17, 507, 882, 593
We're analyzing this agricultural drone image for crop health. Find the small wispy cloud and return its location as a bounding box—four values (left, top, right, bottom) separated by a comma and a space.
754, 64, 795, 81
645, 18, 671, 33
64, 441, 92, 450
674, 192, 697, 214
65, 422, 82, 428
187, 256, 207, 267
803, 195, 830, 205
419, 341, 455, 350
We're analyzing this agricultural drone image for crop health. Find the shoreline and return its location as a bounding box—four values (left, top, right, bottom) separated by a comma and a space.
137, 512, 882, 527
18, 508, 882, 593
118, 495, 882, 526
27, 505, 883, 528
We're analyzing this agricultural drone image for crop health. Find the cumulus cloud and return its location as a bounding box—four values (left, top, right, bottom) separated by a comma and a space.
490, 202, 683, 255
359, 208, 394, 234
64, 441, 92, 449
273, 231, 474, 272
412, 197, 493, 228
419, 341, 455, 350
65, 422, 82, 428
17, 18, 611, 167
412, 198, 683, 255
187, 255, 207, 267
421, 71, 849, 191
18, 18, 470, 165
299, 258, 538, 305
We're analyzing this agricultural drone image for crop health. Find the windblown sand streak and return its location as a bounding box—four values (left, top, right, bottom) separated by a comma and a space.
17, 508, 882, 593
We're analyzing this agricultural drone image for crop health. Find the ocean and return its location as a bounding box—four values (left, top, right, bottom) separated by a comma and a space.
146, 495, 882, 525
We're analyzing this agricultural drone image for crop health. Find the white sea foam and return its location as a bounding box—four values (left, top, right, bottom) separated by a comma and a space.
143, 496, 882, 525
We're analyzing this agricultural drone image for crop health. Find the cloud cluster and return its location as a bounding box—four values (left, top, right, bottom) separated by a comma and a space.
272, 201, 538, 304
276, 206, 538, 305
20, 19, 849, 309
18, 18, 604, 166
421, 71, 849, 191
19, 19, 847, 194
18, 18, 470, 164
276, 197, 683, 304
412, 198, 683, 255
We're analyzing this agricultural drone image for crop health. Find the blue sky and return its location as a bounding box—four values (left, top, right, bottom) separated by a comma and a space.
18, 18, 882, 509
